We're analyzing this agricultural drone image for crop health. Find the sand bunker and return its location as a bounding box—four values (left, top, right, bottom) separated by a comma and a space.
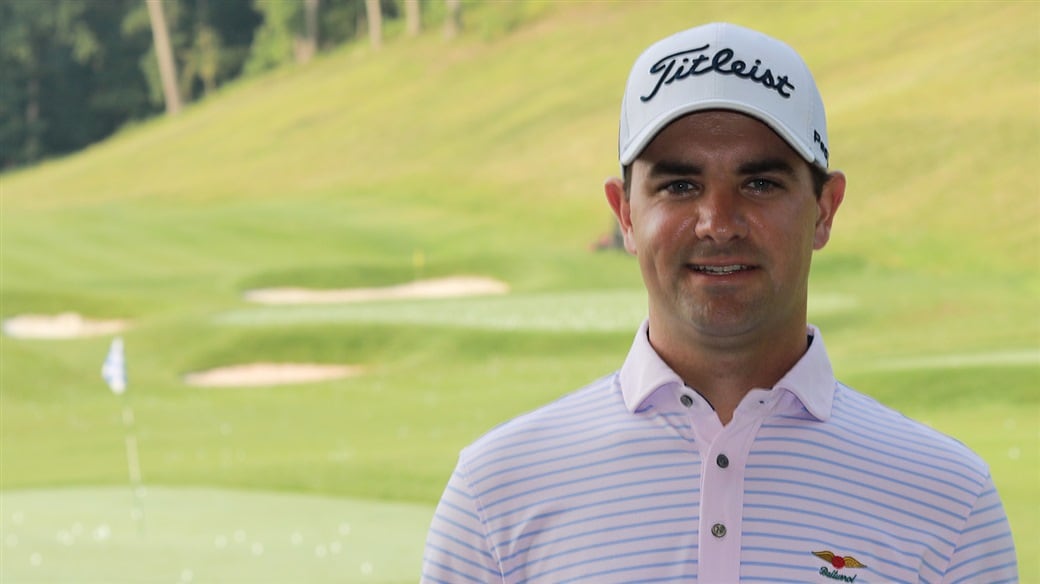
244, 276, 509, 305
2, 313, 129, 339
183, 363, 364, 387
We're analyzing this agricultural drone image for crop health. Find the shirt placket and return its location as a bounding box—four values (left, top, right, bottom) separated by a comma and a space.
677, 386, 766, 582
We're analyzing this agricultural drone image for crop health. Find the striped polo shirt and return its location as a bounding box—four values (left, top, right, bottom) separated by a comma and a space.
422, 321, 1018, 583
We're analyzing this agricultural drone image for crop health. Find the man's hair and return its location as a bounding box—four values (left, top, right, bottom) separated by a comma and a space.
621, 162, 832, 200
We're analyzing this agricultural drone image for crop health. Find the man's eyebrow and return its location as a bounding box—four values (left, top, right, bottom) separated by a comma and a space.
648, 160, 703, 177
738, 157, 797, 176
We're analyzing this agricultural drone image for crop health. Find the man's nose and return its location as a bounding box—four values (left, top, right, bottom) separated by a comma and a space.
693, 189, 748, 242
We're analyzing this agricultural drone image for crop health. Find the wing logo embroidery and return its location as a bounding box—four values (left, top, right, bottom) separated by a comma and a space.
813, 550, 867, 581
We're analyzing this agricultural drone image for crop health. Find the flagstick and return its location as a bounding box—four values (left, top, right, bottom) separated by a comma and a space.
103, 337, 146, 536
120, 397, 147, 536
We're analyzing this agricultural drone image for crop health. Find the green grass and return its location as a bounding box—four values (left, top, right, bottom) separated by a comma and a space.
0, 487, 430, 583
2, 1, 1038, 581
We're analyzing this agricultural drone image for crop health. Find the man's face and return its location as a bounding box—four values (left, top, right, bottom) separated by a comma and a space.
606, 110, 844, 346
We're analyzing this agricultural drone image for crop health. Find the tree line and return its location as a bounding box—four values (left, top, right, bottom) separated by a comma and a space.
0, 0, 464, 170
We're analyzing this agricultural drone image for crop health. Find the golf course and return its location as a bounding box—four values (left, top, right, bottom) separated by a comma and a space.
2, 2, 1037, 582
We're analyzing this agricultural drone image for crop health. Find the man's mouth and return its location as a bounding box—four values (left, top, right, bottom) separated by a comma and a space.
688, 264, 754, 275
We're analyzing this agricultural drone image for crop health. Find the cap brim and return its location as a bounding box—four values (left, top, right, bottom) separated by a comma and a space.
619, 100, 818, 168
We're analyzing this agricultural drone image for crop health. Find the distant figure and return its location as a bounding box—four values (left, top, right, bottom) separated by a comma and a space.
591, 221, 626, 252
422, 23, 1017, 583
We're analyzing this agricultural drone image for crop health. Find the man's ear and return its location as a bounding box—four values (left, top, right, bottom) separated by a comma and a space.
605, 176, 637, 255
813, 171, 846, 250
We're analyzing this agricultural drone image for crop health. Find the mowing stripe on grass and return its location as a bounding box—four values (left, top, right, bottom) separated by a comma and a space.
0, 486, 432, 584
217, 290, 857, 332
220, 290, 647, 332
864, 350, 1040, 372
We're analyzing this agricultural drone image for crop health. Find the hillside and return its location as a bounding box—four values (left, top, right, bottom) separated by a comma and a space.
4, 2, 1037, 270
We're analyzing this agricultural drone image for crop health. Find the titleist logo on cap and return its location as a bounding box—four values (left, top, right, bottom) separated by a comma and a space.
640, 44, 796, 103
619, 23, 830, 169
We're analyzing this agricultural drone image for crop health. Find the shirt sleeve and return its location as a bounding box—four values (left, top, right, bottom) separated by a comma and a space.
942, 474, 1018, 584
421, 457, 504, 584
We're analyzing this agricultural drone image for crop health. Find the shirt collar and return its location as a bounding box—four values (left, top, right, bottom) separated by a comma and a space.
618, 320, 835, 421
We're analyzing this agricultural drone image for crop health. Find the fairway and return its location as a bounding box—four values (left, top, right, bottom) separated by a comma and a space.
1, 487, 431, 584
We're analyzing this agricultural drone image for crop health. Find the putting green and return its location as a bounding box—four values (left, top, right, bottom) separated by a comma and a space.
1, 486, 432, 583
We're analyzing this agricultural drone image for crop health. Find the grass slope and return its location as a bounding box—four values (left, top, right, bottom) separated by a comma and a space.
2, 1, 1038, 580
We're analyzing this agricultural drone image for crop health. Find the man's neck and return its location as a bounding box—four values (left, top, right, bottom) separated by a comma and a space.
648, 321, 809, 425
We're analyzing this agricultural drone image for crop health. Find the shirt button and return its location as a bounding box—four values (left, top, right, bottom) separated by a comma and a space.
711, 523, 727, 538
716, 454, 729, 468
679, 394, 694, 407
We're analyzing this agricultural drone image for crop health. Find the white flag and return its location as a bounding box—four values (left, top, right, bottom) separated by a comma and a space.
102, 337, 127, 395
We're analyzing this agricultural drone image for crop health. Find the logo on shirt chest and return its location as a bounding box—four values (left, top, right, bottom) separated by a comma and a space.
813, 550, 866, 582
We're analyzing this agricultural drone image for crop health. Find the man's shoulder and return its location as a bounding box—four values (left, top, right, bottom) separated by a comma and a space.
829, 382, 991, 480
460, 372, 622, 462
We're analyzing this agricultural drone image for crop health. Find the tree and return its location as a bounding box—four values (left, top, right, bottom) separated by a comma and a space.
146, 0, 182, 114
180, 0, 261, 96
405, 0, 420, 37
0, 1, 96, 163
0, 0, 419, 169
364, 0, 382, 50
299, 0, 319, 63
245, 0, 320, 71
129, 0, 262, 102
444, 0, 461, 39
0, 0, 155, 168
244, 0, 297, 73
181, 21, 221, 96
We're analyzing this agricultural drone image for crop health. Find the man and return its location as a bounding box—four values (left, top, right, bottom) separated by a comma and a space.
421, 23, 1017, 583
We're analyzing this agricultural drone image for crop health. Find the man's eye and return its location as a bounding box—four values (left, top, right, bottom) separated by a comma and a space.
746, 178, 780, 193
664, 181, 697, 195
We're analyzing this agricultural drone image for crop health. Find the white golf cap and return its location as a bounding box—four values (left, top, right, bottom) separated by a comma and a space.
618, 22, 829, 169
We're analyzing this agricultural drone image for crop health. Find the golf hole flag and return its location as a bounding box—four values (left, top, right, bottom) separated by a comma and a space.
102, 336, 127, 395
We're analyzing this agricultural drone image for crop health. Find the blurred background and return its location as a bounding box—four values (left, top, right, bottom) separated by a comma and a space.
1, 1, 1037, 582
